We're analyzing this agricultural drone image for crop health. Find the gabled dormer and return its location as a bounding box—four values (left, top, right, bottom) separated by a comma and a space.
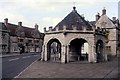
15, 22, 25, 37
96, 8, 117, 29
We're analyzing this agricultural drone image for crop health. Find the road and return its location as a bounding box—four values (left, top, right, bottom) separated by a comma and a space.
2, 53, 40, 79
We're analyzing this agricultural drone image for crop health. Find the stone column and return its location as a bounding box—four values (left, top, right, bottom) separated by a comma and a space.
103, 44, 107, 61
66, 45, 70, 63
61, 45, 66, 63
44, 45, 47, 61
89, 45, 97, 63
41, 45, 45, 61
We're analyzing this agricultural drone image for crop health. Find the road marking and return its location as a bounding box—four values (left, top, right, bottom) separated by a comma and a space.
9, 58, 19, 61
14, 58, 38, 78
22, 56, 30, 59
34, 55, 39, 57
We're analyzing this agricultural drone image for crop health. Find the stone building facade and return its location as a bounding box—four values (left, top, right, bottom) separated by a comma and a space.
0, 22, 10, 54
0, 18, 44, 54
41, 7, 108, 63
96, 8, 120, 56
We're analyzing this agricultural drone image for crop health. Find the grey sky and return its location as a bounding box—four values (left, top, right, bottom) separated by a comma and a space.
0, 0, 119, 32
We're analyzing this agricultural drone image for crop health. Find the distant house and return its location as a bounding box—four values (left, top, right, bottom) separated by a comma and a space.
95, 8, 120, 56
0, 18, 44, 54
0, 22, 10, 54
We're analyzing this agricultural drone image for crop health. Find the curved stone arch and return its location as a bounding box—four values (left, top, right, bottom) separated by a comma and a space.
96, 39, 106, 48
45, 37, 63, 46
46, 37, 62, 62
67, 37, 90, 62
67, 37, 90, 46
95, 39, 105, 62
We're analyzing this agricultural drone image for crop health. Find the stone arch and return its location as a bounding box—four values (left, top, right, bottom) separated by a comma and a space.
68, 38, 89, 62
67, 37, 90, 46
96, 39, 104, 62
47, 38, 62, 62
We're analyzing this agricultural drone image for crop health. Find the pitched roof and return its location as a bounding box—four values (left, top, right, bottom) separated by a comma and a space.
95, 14, 117, 28
0, 22, 8, 31
4, 23, 43, 38
89, 21, 96, 27
53, 7, 93, 31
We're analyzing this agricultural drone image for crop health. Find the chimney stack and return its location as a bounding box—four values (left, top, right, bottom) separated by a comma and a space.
18, 22, 22, 27
81, 14, 85, 19
96, 13, 100, 21
112, 17, 116, 21
4, 18, 8, 25
35, 24, 38, 30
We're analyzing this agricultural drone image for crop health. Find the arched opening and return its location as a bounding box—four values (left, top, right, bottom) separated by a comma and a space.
69, 38, 89, 62
47, 39, 61, 62
96, 40, 104, 62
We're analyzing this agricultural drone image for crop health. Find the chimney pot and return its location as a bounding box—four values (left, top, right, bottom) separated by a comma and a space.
35, 24, 39, 30
4, 18, 8, 25
18, 22, 22, 26
96, 13, 100, 21
112, 17, 116, 21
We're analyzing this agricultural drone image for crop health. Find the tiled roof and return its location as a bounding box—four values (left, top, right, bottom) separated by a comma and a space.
4, 23, 43, 38
0, 22, 8, 31
89, 21, 96, 27
53, 7, 93, 31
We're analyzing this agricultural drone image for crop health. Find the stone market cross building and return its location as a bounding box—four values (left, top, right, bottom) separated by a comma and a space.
41, 7, 109, 63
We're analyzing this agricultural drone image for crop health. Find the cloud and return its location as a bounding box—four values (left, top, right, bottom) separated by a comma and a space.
42, 17, 62, 27
0, 0, 118, 33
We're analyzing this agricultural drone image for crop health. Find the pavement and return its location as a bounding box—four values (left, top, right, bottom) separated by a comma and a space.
16, 57, 119, 78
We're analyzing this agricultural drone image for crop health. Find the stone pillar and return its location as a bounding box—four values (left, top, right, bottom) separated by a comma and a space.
66, 45, 70, 63
72, 25, 77, 30
61, 45, 66, 63
41, 45, 45, 61
49, 26, 52, 32
63, 25, 66, 31
43, 45, 48, 61
83, 26, 86, 32
44, 27, 46, 32
89, 45, 97, 63
103, 44, 107, 61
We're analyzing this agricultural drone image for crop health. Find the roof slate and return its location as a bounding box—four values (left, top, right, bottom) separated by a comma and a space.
53, 7, 93, 31
3, 23, 43, 38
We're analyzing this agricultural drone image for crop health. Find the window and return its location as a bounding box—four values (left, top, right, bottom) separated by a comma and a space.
18, 39, 23, 42
2, 45, 6, 51
2, 33, 6, 39
106, 46, 111, 51
28, 40, 32, 43
34, 40, 39, 43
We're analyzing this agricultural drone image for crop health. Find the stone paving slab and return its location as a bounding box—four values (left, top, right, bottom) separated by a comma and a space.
17, 58, 119, 78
